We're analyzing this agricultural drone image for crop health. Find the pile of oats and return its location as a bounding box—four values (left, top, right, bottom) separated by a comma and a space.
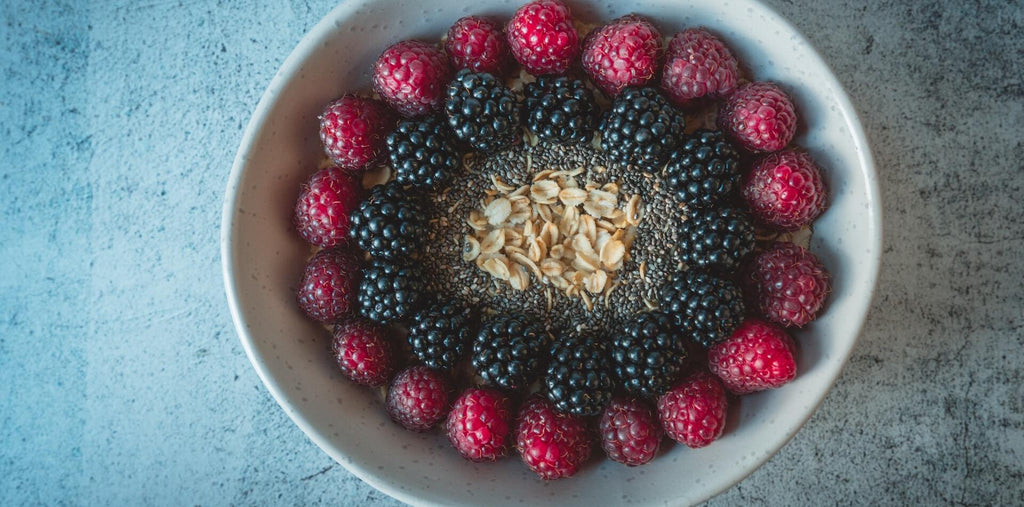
463, 167, 642, 311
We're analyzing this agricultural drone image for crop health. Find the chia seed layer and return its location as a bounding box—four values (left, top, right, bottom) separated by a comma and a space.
420, 139, 687, 333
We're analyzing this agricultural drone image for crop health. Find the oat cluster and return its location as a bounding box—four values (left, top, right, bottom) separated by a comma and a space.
462, 168, 643, 311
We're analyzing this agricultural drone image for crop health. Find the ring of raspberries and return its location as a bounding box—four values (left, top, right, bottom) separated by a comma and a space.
291, 0, 832, 480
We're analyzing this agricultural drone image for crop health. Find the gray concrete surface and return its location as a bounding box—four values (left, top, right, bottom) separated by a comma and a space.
1, 0, 1021, 505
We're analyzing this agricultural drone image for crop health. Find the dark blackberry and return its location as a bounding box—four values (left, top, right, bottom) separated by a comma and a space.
543, 333, 616, 416
664, 130, 742, 209
679, 207, 755, 273
660, 271, 745, 348
522, 75, 599, 144
444, 69, 520, 153
407, 302, 476, 370
471, 314, 549, 391
357, 259, 425, 324
598, 87, 686, 169
613, 311, 688, 399
348, 181, 425, 260
386, 116, 461, 189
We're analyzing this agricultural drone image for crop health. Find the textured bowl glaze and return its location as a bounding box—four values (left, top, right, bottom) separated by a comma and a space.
221, 0, 882, 505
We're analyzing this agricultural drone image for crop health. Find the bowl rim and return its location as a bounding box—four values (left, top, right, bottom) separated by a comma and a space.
221, 1, 882, 504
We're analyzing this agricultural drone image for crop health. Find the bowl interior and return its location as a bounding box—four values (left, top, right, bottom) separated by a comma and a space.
222, 0, 881, 505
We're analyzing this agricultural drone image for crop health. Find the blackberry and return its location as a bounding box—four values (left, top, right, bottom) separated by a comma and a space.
357, 259, 425, 324
348, 181, 425, 260
407, 302, 476, 370
522, 75, 599, 144
598, 87, 686, 169
444, 69, 520, 153
664, 130, 742, 209
543, 333, 616, 416
386, 116, 461, 189
679, 207, 755, 273
613, 312, 688, 399
471, 314, 549, 391
660, 271, 745, 348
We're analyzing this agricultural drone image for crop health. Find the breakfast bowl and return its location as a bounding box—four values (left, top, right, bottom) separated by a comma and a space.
221, 0, 882, 504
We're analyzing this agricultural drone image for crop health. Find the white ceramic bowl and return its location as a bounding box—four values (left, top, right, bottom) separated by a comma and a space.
222, 0, 881, 504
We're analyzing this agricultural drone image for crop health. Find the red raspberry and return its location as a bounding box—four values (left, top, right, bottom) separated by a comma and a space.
318, 95, 395, 171
372, 40, 452, 117
708, 319, 798, 394
331, 319, 393, 387
444, 16, 511, 76
515, 396, 592, 480
598, 397, 662, 467
657, 371, 728, 448
744, 243, 831, 327
446, 388, 512, 462
661, 28, 740, 107
296, 247, 361, 322
718, 81, 797, 153
743, 150, 828, 231
293, 167, 362, 248
506, 0, 580, 75
386, 366, 450, 432
581, 15, 663, 97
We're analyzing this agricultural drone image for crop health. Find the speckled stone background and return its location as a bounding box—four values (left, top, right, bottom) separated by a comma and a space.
1, 0, 1021, 504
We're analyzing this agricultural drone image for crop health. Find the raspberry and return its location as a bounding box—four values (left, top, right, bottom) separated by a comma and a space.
295, 247, 361, 323
386, 366, 450, 432
447, 388, 513, 462
708, 319, 798, 394
372, 40, 452, 117
744, 242, 831, 327
332, 319, 393, 387
599, 397, 663, 466
506, 0, 580, 75
293, 167, 363, 249
661, 28, 740, 107
515, 396, 592, 480
657, 371, 728, 448
581, 15, 663, 97
718, 81, 797, 153
742, 150, 828, 231
318, 95, 396, 171
444, 16, 510, 75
